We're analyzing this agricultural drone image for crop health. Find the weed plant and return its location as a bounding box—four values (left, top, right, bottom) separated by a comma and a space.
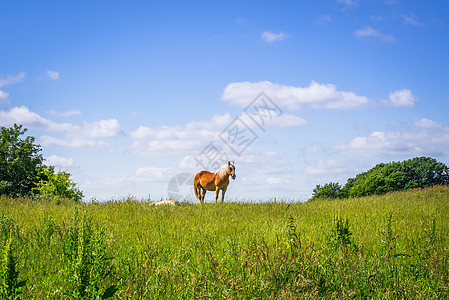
0, 186, 448, 298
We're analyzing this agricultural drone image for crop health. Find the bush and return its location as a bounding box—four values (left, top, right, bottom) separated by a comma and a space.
32, 166, 83, 202
310, 182, 344, 200
311, 157, 449, 200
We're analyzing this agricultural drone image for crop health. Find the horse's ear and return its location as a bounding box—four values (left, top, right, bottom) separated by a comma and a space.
228, 161, 230, 165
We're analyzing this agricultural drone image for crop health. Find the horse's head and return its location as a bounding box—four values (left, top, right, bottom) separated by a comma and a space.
228, 161, 236, 180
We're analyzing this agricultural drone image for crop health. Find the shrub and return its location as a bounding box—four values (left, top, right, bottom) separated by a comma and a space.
311, 157, 449, 200
33, 166, 83, 202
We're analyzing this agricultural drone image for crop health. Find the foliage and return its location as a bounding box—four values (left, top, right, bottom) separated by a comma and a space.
327, 215, 353, 249
311, 156, 449, 200
310, 182, 344, 200
62, 208, 117, 299
33, 166, 83, 202
0, 187, 447, 298
0, 236, 26, 299
0, 124, 43, 196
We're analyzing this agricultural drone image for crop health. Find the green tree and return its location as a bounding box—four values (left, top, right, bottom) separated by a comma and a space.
310, 182, 343, 200
345, 157, 449, 198
311, 157, 449, 200
0, 124, 43, 196
33, 166, 84, 202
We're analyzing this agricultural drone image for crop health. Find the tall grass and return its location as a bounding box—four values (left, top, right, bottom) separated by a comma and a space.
0, 186, 448, 298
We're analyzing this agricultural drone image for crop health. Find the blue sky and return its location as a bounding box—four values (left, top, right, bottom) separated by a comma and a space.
1, 1, 449, 201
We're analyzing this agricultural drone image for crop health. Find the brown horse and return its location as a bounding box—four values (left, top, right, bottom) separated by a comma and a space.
193, 161, 236, 204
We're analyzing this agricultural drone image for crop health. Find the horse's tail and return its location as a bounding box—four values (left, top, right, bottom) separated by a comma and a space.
193, 173, 201, 200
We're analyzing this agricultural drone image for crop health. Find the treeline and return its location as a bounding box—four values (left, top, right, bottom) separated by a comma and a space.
310, 156, 449, 200
0, 124, 83, 201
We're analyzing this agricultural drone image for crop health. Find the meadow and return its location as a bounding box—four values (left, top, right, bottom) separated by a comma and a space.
0, 186, 448, 299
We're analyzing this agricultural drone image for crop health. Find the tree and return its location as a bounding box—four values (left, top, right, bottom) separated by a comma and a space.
310, 182, 343, 200
310, 157, 449, 200
345, 157, 449, 198
33, 166, 84, 202
0, 124, 43, 196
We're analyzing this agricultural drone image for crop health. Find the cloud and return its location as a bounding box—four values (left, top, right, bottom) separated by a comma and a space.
46, 70, 60, 80
414, 118, 440, 129
266, 177, 290, 185
130, 109, 307, 156
402, 12, 424, 26
383, 89, 418, 107
0, 72, 26, 88
0, 106, 122, 148
335, 119, 449, 157
316, 15, 332, 24
44, 155, 79, 168
0, 90, 9, 103
222, 81, 370, 110
239, 110, 307, 127
135, 167, 171, 179
0, 106, 77, 132
354, 26, 395, 42
130, 119, 219, 156
83, 166, 172, 191
49, 110, 82, 117
261, 31, 288, 43
40, 135, 109, 148
0, 72, 26, 102
337, 0, 356, 6
83, 119, 122, 138
303, 159, 345, 175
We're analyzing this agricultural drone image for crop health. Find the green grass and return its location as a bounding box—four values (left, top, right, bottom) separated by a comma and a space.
0, 186, 448, 299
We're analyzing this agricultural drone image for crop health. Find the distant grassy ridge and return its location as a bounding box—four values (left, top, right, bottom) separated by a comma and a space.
0, 185, 448, 298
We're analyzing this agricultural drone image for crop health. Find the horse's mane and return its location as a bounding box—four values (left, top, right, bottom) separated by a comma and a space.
216, 162, 234, 178
216, 164, 228, 178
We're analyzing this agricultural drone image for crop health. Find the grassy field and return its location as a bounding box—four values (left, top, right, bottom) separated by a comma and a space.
0, 186, 448, 299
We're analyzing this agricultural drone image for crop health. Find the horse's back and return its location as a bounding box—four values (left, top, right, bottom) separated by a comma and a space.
195, 171, 217, 191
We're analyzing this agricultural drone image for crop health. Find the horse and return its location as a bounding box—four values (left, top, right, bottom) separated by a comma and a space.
193, 161, 236, 204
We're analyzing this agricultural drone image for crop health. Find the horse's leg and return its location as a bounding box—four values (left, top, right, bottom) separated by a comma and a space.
201, 188, 206, 204
221, 186, 227, 204
215, 188, 220, 203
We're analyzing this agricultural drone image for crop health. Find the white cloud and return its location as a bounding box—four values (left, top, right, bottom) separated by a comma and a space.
83, 166, 172, 192
0, 106, 122, 148
266, 177, 290, 185
49, 110, 81, 117
402, 12, 424, 26
316, 15, 332, 24
0, 90, 9, 103
0, 72, 26, 88
303, 159, 345, 175
354, 26, 395, 42
0, 106, 76, 132
261, 31, 288, 43
83, 119, 122, 138
335, 119, 449, 157
135, 167, 171, 178
40, 135, 108, 148
130, 122, 216, 156
130, 109, 307, 156
239, 110, 307, 128
44, 155, 79, 168
0, 72, 26, 103
337, 0, 355, 6
46, 70, 60, 80
383, 89, 418, 107
414, 118, 440, 129
222, 80, 370, 110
